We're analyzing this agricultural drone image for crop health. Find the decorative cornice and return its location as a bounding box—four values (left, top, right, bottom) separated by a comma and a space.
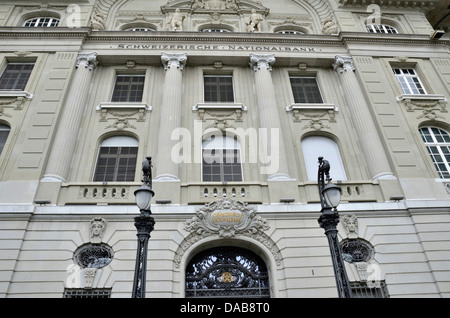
2, 27, 445, 47
338, 0, 437, 12
0, 27, 91, 38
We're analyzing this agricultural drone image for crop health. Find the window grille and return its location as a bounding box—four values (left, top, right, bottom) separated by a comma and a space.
289, 77, 323, 104
202, 136, 242, 182
0, 125, 10, 156
350, 281, 389, 298
93, 146, 138, 182
63, 288, 112, 298
419, 127, 450, 179
204, 75, 234, 103
186, 247, 270, 298
111, 74, 145, 102
341, 239, 374, 263
366, 24, 397, 34
392, 68, 426, 95
0, 63, 34, 91
24, 17, 60, 27
73, 244, 114, 269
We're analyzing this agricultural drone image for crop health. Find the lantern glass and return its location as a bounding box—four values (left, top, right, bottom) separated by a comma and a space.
322, 183, 341, 208
134, 184, 154, 211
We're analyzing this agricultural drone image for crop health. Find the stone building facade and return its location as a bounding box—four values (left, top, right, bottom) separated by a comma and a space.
0, 0, 449, 298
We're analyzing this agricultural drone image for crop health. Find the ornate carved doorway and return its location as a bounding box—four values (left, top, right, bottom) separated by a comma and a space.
185, 246, 270, 298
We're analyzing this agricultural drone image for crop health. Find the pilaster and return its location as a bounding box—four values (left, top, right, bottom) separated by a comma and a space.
333, 55, 394, 181
154, 52, 187, 182
249, 53, 291, 181
41, 52, 98, 183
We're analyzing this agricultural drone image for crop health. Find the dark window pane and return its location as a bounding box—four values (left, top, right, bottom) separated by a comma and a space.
290, 77, 323, 104
204, 75, 234, 102
111, 75, 145, 102
202, 147, 242, 182
0, 63, 34, 90
0, 125, 11, 155
94, 146, 137, 182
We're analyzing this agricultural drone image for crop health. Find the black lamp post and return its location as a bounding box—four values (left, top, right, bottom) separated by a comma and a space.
317, 156, 352, 298
132, 157, 155, 298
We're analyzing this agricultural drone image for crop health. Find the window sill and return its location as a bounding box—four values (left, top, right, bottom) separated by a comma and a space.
192, 102, 247, 112
96, 102, 152, 111
396, 94, 447, 113
285, 103, 338, 123
193, 103, 247, 121
0, 90, 33, 99
285, 103, 338, 112
396, 94, 447, 102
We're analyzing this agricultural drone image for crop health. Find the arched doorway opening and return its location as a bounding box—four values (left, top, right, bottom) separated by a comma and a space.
185, 246, 270, 298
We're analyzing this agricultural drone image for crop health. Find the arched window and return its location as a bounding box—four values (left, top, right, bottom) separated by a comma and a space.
93, 136, 138, 182
301, 136, 347, 181
185, 246, 270, 298
419, 127, 450, 179
0, 124, 11, 156
125, 27, 155, 32
199, 25, 233, 33
23, 17, 60, 27
202, 135, 242, 182
273, 25, 308, 35
202, 28, 231, 33
366, 24, 397, 34
276, 30, 305, 35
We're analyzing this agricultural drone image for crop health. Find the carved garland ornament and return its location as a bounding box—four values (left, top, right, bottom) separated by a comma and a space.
174, 199, 282, 268
398, 96, 448, 122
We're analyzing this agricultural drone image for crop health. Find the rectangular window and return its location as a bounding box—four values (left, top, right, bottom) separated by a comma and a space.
93, 146, 138, 182
204, 75, 234, 103
111, 74, 145, 102
0, 63, 34, 91
392, 68, 426, 95
202, 149, 242, 182
290, 76, 323, 104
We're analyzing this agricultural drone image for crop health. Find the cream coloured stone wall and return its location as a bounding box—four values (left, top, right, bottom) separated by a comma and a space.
0, 0, 448, 298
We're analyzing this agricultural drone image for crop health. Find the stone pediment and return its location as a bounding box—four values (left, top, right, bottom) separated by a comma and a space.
161, 0, 269, 15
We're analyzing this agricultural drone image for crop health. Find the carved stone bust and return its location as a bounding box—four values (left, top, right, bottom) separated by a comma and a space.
341, 214, 358, 239
89, 217, 106, 244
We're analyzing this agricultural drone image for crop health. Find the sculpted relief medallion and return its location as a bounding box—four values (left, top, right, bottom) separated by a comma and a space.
184, 198, 269, 238
174, 199, 282, 268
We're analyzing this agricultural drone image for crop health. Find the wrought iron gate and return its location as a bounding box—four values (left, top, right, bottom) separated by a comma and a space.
185, 246, 270, 298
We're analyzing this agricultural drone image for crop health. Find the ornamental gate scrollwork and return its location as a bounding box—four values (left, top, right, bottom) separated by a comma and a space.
173, 199, 282, 269
185, 246, 270, 298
